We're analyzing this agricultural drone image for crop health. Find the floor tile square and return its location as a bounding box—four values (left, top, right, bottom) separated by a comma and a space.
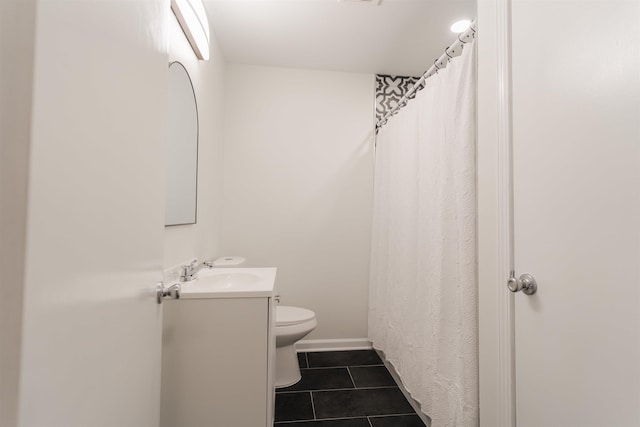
312, 387, 414, 418
275, 418, 370, 427
298, 352, 308, 369
369, 414, 428, 427
349, 366, 396, 388
307, 350, 382, 368
275, 392, 314, 422
277, 368, 354, 392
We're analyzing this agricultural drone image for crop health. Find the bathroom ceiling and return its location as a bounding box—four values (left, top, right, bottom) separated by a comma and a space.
205, 0, 476, 77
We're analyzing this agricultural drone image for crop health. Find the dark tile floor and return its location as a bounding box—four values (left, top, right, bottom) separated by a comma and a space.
275, 350, 427, 427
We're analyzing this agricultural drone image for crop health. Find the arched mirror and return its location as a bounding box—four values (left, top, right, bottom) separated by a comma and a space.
166, 61, 198, 226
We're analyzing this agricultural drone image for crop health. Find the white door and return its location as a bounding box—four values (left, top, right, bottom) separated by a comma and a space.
511, 1, 640, 426
16, 1, 167, 426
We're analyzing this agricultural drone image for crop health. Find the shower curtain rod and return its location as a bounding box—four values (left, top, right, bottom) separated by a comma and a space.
376, 20, 476, 129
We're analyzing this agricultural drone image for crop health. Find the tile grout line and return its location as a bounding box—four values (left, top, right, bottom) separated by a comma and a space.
369, 413, 419, 418
274, 414, 420, 426
299, 364, 385, 370
274, 413, 418, 424
346, 365, 357, 389
275, 415, 373, 425
276, 385, 399, 394
309, 391, 317, 420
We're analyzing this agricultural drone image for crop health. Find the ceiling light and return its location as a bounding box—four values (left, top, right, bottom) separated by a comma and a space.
450, 19, 471, 33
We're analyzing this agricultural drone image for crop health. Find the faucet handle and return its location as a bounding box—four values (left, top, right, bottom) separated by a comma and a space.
164, 283, 182, 300
156, 282, 181, 304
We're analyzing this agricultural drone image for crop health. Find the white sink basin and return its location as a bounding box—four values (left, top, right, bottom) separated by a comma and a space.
179, 268, 276, 299
199, 272, 261, 289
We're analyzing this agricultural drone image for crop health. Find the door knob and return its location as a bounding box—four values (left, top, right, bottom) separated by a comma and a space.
156, 282, 182, 304
507, 272, 537, 295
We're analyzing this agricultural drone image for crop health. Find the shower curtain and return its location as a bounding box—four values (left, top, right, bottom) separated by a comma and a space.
368, 43, 477, 427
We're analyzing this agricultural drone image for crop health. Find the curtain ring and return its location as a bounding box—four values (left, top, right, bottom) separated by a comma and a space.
433, 59, 440, 72
445, 46, 453, 59
458, 33, 467, 44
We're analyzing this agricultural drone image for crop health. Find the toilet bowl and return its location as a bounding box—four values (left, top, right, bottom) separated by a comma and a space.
275, 306, 317, 388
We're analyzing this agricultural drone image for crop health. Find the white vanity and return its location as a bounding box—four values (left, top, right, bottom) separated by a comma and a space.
160, 268, 277, 427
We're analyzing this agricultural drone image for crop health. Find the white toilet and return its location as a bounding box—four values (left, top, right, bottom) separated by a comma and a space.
275, 306, 317, 388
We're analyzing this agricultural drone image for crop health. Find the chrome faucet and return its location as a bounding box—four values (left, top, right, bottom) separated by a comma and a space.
180, 259, 214, 282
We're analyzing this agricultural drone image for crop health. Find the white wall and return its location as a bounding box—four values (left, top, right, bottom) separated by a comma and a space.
0, 0, 37, 424
222, 65, 374, 340
163, 14, 226, 272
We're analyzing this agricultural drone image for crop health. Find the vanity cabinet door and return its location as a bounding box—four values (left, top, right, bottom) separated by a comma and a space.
161, 298, 269, 427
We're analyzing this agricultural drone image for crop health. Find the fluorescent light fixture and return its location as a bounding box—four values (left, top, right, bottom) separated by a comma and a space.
171, 0, 210, 60
450, 19, 471, 33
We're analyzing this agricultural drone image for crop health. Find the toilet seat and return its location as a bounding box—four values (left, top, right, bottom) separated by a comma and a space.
276, 306, 315, 327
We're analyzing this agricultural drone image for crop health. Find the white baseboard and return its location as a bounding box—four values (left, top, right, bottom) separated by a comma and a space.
295, 338, 372, 353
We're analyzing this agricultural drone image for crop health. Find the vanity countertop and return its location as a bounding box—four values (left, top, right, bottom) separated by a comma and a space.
178, 267, 276, 299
